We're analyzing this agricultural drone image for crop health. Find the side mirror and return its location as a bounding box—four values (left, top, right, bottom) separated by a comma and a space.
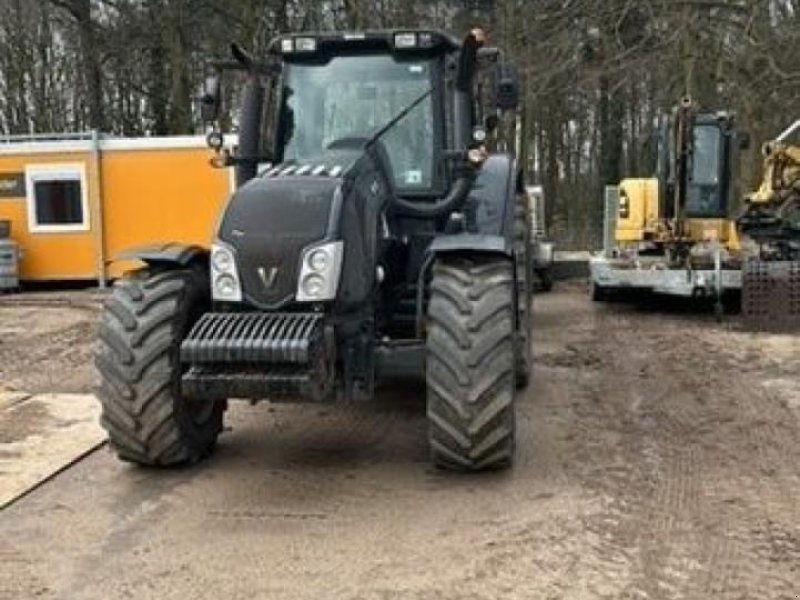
495, 64, 519, 111
199, 75, 222, 123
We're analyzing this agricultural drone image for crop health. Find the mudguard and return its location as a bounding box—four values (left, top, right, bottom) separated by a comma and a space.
115, 243, 208, 267
427, 233, 511, 256
428, 153, 518, 258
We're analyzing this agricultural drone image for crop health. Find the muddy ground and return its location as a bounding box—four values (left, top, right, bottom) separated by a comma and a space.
0, 291, 102, 394
1, 284, 798, 599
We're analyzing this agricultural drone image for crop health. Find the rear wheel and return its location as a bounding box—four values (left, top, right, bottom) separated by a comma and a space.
426, 256, 516, 471
95, 266, 223, 466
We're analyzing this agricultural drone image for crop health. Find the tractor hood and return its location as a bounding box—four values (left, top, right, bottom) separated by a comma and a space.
218, 170, 342, 308
217, 150, 392, 311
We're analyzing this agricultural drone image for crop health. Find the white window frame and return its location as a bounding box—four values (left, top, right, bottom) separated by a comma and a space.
25, 163, 90, 233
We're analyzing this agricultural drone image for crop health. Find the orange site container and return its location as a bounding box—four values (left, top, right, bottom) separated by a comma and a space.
0, 133, 233, 282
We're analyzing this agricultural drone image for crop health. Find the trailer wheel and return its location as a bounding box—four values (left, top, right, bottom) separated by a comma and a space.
426, 256, 516, 471
513, 197, 533, 387
95, 266, 223, 466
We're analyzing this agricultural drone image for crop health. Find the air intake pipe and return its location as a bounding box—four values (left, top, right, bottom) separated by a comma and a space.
391, 30, 482, 218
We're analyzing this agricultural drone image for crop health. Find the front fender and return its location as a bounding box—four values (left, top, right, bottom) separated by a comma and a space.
468, 154, 517, 241
427, 234, 512, 257
115, 243, 209, 268
415, 233, 514, 337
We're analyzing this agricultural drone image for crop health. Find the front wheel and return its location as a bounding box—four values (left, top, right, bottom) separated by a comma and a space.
426, 256, 517, 471
95, 266, 223, 466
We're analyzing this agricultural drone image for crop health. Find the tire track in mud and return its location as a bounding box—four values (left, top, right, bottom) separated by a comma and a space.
578, 342, 706, 600
569, 307, 800, 600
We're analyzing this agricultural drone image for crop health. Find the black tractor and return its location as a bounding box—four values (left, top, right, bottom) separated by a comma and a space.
95, 29, 532, 472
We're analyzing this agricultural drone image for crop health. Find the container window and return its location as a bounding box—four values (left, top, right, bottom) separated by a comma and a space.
25, 166, 89, 232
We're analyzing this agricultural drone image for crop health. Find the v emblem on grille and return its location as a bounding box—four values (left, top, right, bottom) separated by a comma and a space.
257, 266, 279, 290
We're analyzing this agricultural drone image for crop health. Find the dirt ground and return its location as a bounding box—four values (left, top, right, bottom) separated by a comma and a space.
0, 291, 102, 394
1, 284, 798, 600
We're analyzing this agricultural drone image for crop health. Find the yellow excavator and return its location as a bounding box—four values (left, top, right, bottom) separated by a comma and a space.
737, 121, 800, 325
738, 121, 800, 260
590, 97, 747, 315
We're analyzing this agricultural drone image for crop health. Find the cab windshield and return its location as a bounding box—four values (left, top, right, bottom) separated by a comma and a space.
686, 125, 724, 217
279, 54, 436, 191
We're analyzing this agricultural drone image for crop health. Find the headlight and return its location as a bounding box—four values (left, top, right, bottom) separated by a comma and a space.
211, 241, 242, 302
301, 274, 326, 298
214, 274, 238, 297
307, 248, 330, 272
211, 246, 234, 272
296, 241, 343, 302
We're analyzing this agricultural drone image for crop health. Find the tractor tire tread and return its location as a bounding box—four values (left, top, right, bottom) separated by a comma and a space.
426, 256, 516, 472
95, 267, 221, 467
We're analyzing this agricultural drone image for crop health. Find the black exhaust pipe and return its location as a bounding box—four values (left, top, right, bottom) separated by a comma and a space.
231, 44, 265, 187
454, 30, 479, 151
235, 75, 264, 187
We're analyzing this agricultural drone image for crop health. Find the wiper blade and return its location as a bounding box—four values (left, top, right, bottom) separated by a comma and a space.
364, 87, 434, 150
